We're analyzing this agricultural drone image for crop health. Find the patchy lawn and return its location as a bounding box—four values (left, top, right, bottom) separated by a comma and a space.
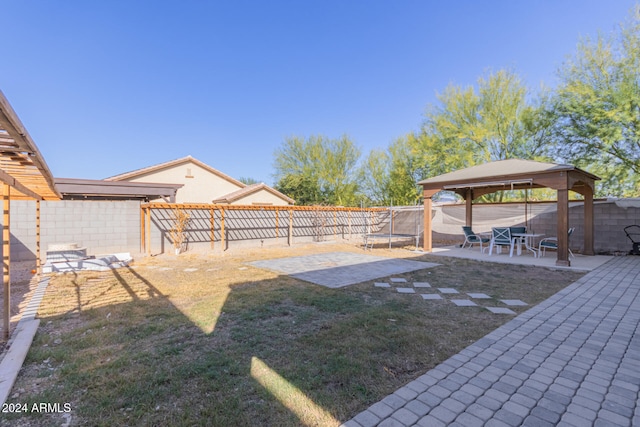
1, 243, 585, 427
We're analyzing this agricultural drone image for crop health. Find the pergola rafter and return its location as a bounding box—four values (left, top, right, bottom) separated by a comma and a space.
418, 159, 600, 267
0, 91, 60, 341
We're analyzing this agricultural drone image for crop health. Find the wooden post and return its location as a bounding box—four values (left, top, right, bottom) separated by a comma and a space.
140, 206, 145, 254
423, 196, 432, 252
556, 188, 570, 267
36, 200, 41, 275
465, 189, 473, 226
210, 208, 215, 249
275, 209, 279, 239
145, 206, 151, 256
391, 209, 395, 234
288, 209, 293, 246
3, 184, 10, 342
220, 208, 226, 250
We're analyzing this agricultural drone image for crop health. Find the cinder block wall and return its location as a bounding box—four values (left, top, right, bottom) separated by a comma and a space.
5, 200, 142, 262
5, 199, 639, 262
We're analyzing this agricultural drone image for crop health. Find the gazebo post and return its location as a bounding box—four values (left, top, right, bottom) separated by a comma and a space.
423, 196, 432, 252
422, 189, 440, 252
465, 189, 473, 226
556, 188, 570, 267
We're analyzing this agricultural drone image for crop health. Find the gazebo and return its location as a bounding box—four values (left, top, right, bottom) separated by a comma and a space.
418, 159, 600, 267
0, 91, 60, 341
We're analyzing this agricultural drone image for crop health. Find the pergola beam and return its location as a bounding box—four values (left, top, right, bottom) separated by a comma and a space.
0, 169, 43, 201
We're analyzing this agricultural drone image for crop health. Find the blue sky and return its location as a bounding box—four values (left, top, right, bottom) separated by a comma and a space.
3, 1, 638, 185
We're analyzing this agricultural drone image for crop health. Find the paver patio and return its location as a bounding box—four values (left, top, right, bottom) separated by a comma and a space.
344, 256, 640, 426
248, 252, 439, 288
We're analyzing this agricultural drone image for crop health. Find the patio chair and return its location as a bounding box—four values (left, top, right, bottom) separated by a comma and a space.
488, 227, 515, 256
538, 227, 575, 258
461, 226, 490, 251
509, 226, 527, 253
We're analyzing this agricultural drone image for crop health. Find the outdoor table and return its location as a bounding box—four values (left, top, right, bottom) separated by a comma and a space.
512, 233, 544, 257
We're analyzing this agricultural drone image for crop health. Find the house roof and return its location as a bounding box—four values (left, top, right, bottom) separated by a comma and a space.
0, 91, 61, 200
418, 159, 600, 188
212, 183, 295, 205
55, 177, 183, 201
105, 155, 247, 188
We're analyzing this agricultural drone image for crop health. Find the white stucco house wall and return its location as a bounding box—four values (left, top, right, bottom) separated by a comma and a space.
105, 156, 294, 206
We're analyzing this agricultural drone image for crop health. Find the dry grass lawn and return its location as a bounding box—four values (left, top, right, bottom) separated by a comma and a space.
1, 242, 585, 426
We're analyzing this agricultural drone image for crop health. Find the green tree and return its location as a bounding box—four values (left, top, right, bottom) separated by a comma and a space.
238, 177, 260, 185
359, 137, 423, 206
358, 148, 390, 205
387, 137, 422, 205
274, 174, 322, 205
273, 135, 361, 206
411, 69, 552, 201
549, 11, 640, 196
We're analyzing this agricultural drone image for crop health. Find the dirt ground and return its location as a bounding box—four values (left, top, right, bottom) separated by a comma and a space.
0, 275, 40, 352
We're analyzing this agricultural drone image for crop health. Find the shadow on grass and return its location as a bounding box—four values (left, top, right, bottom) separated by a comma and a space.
0, 252, 586, 426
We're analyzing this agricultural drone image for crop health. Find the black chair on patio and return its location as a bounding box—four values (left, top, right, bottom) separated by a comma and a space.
461, 226, 490, 251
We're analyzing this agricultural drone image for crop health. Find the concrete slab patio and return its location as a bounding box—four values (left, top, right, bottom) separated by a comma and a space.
248, 252, 439, 288
427, 245, 613, 271
344, 255, 640, 427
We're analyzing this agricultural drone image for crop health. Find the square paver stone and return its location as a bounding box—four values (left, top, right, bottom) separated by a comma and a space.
390, 277, 408, 283
452, 299, 478, 307
248, 252, 439, 288
413, 282, 431, 288
397, 288, 416, 294
438, 288, 459, 294
485, 307, 517, 314
374, 282, 391, 288
421, 294, 443, 300
500, 299, 528, 306
467, 293, 491, 299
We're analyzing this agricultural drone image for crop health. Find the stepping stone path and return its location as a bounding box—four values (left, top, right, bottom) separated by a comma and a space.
373, 280, 528, 315
500, 299, 528, 306
485, 307, 517, 314
451, 299, 477, 307
467, 292, 491, 299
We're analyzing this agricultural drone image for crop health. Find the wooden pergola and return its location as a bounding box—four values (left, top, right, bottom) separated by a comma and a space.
0, 91, 61, 341
418, 159, 600, 267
